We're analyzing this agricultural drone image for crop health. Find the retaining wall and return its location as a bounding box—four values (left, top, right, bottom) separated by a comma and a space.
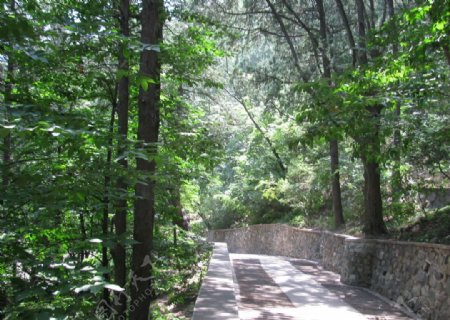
208, 224, 450, 320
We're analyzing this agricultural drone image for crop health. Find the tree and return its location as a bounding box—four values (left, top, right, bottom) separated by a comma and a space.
315, 0, 345, 227
130, 0, 164, 318
112, 0, 130, 317
236, 0, 346, 228
352, 0, 387, 234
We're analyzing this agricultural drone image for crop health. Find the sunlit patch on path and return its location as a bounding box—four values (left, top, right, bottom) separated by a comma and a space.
291, 260, 412, 320
230, 254, 412, 320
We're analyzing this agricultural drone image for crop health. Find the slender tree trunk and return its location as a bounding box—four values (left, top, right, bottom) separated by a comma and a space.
170, 185, 181, 246
2, 1, 15, 206
2, 59, 13, 205
316, 0, 345, 227
79, 211, 87, 263
330, 140, 344, 226
368, 0, 375, 30
101, 98, 116, 311
130, 0, 163, 319
356, 0, 369, 65
355, 0, 387, 235
334, 0, 357, 66
112, 0, 129, 317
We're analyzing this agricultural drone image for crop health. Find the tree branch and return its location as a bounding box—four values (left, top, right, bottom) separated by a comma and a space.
224, 87, 287, 175
334, 0, 357, 66
265, 0, 308, 83
279, 0, 322, 76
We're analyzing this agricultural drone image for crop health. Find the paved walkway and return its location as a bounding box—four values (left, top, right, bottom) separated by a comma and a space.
230, 254, 413, 320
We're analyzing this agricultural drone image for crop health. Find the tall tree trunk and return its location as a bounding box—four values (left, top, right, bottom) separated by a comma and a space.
355, 0, 387, 235
112, 0, 129, 317
130, 0, 163, 319
361, 107, 387, 235
101, 97, 116, 311
2, 0, 15, 206
362, 158, 386, 234
316, 0, 345, 227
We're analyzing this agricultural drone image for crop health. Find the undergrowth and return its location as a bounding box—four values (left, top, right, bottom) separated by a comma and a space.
151, 227, 212, 319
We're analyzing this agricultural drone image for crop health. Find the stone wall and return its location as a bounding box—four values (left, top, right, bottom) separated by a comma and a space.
208, 224, 450, 320
369, 240, 450, 319
210, 224, 348, 273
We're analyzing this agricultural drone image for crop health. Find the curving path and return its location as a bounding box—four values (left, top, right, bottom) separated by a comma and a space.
193, 243, 414, 320
231, 254, 412, 320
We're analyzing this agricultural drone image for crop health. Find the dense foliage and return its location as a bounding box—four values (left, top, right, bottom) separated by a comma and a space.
194, 0, 449, 233
0, 0, 449, 319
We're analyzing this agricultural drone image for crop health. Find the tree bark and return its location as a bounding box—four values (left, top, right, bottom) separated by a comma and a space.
356, 0, 368, 65
112, 0, 129, 317
360, 105, 387, 235
362, 157, 386, 234
355, 0, 387, 235
316, 0, 345, 227
361, 122, 387, 236
130, 0, 163, 319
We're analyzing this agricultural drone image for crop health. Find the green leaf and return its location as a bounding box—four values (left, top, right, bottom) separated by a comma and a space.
138, 75, 157, 91
433, 20, 446, 31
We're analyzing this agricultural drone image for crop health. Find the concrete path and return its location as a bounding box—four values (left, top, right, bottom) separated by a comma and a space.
193, 244, 414, 320
230, 253, 413, 320
193, 243, 239, 319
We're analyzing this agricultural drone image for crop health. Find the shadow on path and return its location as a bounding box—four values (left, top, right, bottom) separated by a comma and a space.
233, 258, 295, 319
291, 260, 411, 320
